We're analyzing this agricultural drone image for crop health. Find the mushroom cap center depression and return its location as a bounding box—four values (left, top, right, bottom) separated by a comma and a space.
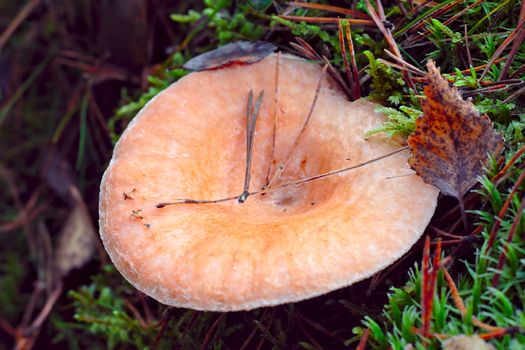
99, 54, 439, 311
125, 55, 356, 221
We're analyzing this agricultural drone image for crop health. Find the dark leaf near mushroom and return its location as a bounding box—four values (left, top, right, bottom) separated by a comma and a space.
41, 147, 79, 206
183, 41, 276, 71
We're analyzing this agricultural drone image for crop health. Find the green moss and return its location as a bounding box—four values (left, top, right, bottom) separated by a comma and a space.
356, 159, 525, 349
364, 51, 407, 106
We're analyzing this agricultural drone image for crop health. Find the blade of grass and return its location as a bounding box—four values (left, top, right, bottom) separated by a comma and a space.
468, 0, 513, 34
52, 84, 83, 143
0, 54, 51, 127
395, 0, 456, 37
404, 0, 463, 37
491, 194, 525, 287
485, 168, 525, 254
0, 0, 41, 50
404, 0, 484, 46
75, 89, 90, 170
499, 1, 525, 79
287, 1, 370, 20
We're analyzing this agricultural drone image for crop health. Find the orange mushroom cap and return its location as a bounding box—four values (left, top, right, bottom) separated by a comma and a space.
99, 53, 439, 311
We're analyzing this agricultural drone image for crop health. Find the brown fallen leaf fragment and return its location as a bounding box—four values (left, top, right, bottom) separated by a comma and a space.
55, 204, 96, 276
408, 60, 503, 202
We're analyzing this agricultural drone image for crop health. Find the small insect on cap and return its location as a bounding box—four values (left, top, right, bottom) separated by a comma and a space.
99, 42, 439, 311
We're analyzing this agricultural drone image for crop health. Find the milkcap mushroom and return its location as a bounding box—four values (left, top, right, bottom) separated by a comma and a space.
99, 51, 439, 311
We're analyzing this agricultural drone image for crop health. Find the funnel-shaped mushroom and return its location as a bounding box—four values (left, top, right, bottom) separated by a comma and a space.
99, 53, 439, 311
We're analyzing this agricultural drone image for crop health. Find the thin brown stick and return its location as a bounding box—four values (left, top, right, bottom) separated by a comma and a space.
294, 316, 325, 350
280, 15, 374, 26
464, 25, 473, 68
322, 55, 353, 98
20, 283, 43, 328
458, 195, 469, 231
377, 59, 424, 76
156, 146, 409, 207
421, 237, 440, 338
123, 299, 148, 328
404, 0, 482, 45
396, 0, 435, 30
406, 0, 464, 35
479, 327, 522, 340
255, 307, 276, 350
239, 309, 269, 350
199, 314, 226, 350
289, 38, 352, 98
492, 144, 525, 183
295, 311, 346, 343
151, 309, 173, 348
502, 85, 525, 103
367, 250, 413, 295
292, 37, 320, 60
345, 23, 361, 99
341, 20, 361, 99
384, 50, 426, 75
287, 2, 370, 20
363, 0, 416, 91
174, 312, 199, 350
356, 328, 370, 350
410, 58, 507, 82
0, 0, 40, 51
140, 294, 154, 326
239, 90, 264, 203
156, 194, 240, 207
421, 237, 430, 336
25, 282, 62, 333
443, 268, 466, 313
510, 63, 525, 78
275, 146, 409, 191
0, 318, 16, 337
266, 64, 328, 188
499, 0, 525, 79
443, 268, 502, 331
264, 53, 281, 188
338, 20, 353, 95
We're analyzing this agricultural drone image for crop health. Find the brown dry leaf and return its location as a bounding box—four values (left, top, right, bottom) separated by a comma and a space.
408, 60, 503, 199
55, 204, 96, 276
41, 147, 79, 206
